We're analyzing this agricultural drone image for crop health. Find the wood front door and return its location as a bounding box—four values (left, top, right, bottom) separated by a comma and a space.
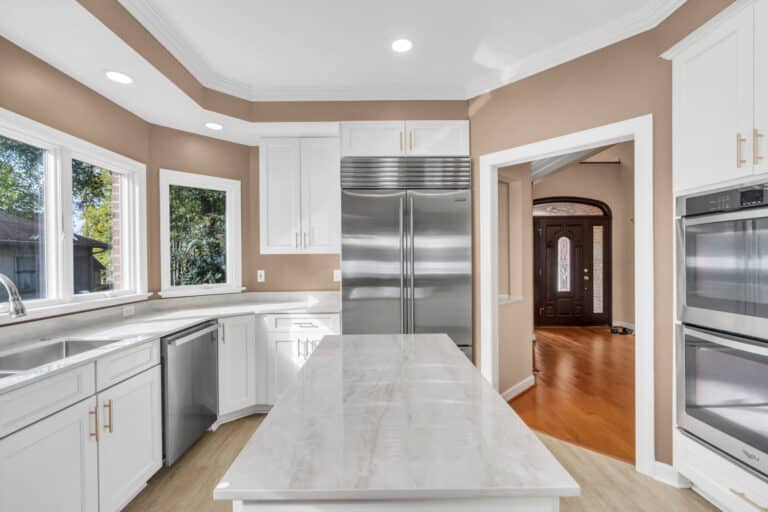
534, 216, 610, 326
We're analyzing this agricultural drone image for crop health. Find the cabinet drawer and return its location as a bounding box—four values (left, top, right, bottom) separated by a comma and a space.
96, 341, 160, 391
0, 363, 96, 438
677, 432, 768, 511
264, 314, 339, 333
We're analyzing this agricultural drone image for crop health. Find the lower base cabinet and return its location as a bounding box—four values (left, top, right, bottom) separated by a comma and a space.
98, 365, 162, 512
0, 396, 99, 512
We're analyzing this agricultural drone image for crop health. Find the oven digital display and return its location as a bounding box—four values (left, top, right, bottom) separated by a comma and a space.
741, 189, 764, 206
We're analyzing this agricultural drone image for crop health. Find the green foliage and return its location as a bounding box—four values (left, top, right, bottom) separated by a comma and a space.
169, 185, 226, 286
0, 135, 45, 220
72, 160, 113, 268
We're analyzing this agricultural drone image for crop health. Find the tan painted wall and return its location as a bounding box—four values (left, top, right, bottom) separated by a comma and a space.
497, 164, 535, 392
533, 142, 635, 324
470, 0, 734, 464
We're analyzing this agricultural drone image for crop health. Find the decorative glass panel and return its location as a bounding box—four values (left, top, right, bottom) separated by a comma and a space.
533, 202, 604, 217
557, 236, 571, 292
593, 225, 604, 314
169, 185, 227, 286
72, 159, 119, 294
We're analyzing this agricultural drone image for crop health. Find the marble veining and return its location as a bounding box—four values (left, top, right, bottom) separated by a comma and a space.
215, 334, 580, 501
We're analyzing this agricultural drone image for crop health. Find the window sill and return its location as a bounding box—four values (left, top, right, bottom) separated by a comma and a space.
0, 293, 152, 327
157, 286, 245, 299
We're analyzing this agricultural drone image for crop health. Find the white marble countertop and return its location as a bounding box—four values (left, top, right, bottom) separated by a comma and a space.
0, 292, 339, 394
214, 333, 580, 502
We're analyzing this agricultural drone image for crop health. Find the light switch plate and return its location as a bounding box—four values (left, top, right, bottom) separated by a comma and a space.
257, 270, 266, 283
333, 269, 341, 282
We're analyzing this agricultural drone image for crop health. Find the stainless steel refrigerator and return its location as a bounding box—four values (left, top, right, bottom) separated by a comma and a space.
340, 157, 472, 359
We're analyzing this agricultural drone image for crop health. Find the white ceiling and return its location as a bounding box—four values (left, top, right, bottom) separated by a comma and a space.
119, 0, 685, 101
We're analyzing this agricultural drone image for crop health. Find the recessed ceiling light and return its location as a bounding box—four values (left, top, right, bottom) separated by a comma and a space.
205, 122, 223, 131
391, 39, 413, 53
105, 71, 133, 84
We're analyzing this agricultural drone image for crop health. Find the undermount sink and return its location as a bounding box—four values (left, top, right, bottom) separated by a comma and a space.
0, 339, 117, 376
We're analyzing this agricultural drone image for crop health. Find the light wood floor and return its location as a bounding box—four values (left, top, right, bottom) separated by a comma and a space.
510, 326, 636, 462
124, 414, 715, 512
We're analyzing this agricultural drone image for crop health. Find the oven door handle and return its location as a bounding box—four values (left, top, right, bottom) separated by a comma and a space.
684, 327, 768, 357
683, 206, 768, 226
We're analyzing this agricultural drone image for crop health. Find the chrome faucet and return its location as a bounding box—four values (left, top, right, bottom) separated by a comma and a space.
0, 273, 27, 319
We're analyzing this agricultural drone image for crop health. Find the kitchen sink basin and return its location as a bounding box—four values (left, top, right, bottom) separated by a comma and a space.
0, 339, 116, 373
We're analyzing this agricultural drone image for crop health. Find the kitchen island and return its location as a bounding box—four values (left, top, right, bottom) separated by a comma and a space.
215, 333, 579, 511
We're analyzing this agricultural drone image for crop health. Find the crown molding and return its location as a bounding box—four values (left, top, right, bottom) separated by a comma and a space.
119, 0, 685, 102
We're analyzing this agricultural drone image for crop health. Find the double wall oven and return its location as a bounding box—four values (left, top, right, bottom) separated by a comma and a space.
677, 183, 768, 479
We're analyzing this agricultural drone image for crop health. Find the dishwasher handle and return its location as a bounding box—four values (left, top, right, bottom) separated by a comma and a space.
166, 324, 218, 347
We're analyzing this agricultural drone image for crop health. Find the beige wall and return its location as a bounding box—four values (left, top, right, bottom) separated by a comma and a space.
470, 0, 734, 464
497, 164, 535, 392
533, 142, 635, 324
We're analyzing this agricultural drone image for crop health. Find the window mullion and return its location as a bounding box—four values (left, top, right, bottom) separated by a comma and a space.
58, 148, 74, 301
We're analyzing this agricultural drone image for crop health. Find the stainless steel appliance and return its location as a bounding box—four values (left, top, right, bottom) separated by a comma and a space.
677, 325, 768, 477
340, 157, 472, 359
161, 320, 218, 466
677, 183, 768, 339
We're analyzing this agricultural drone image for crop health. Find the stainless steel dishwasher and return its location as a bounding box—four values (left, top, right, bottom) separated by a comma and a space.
161, 320, 218, 466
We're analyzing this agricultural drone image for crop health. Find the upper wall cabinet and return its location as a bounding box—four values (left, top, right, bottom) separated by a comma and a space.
666, 1, 765, 193
341, 121, 469, 157
259, 138, 340, 254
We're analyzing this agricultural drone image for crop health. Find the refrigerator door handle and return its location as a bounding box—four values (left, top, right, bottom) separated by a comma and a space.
409, 195, 415, 333
399, 196, 406, 334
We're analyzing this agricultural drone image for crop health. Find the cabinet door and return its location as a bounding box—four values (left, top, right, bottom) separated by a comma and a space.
340, 121, 406, 156
98, 366, 162, 512
219, 316, 257, 415
0, 397, 98, 512
756, 0, 768, 174
673, 6, 754, 191
405, 120, 470, 156
260, 139, 302, 253
269, 334, 304, 403
300, 138, 341, 253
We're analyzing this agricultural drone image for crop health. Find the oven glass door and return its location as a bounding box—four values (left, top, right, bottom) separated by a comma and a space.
682, 327, 768, 459
684, 214, 752, 316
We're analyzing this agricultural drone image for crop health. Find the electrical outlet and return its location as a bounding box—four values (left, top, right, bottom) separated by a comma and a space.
333, 269, 341, 282
123, 305, 135, 318
257, 270, 266, 283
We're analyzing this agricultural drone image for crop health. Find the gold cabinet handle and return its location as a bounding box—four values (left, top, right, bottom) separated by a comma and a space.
756, 129, 765, 165
730, 489, 768, 511
104, 399, 113, 433
409, 131, 414, 152
737, 133, 748, 168
400, 131, 404, 153
89, 405, 99, 441
303, 232, 309, 248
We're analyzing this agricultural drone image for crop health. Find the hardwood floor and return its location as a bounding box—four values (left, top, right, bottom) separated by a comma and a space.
124, 414, 264, 512
123, 414, 714, 512
510, 326, 635, 463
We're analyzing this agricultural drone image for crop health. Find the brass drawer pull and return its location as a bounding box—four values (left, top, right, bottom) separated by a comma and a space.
730, 489, 768, 511
89, 406, 99, 441
756, 129, 765, 165
104, 399, 113, 433
737, 133, 748, 168
409, 131, 414, 152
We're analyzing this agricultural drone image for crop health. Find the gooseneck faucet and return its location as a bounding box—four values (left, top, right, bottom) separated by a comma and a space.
0, 273, 27, 319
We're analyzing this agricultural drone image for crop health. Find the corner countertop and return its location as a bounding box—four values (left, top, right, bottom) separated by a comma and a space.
0, 293, 340, 395
214, 333, 580, 502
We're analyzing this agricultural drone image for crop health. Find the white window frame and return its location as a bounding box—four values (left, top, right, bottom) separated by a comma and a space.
0, 107, 148, 324
159, 169, 242, 298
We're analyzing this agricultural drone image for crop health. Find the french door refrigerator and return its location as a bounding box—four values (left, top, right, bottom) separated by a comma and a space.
340, 157, 472, 359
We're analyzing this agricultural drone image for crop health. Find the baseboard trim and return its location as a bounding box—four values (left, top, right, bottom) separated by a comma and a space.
653, 461, 691, 489
210, 404, 272, 431
501, 375, 535, 401
613, 320, 636, 330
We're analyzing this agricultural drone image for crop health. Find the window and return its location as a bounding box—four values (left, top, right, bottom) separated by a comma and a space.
557, 236, 571, 292
0, 108, 147, 322
159, 169, 241, 297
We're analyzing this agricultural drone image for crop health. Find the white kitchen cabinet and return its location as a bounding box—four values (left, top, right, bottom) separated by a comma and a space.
0, 397, 98, 512
340, 121, 470, 157
756, 0, 768, 174
218, 315, 258, 415
405, 120, 470, 156
259, 138, 340, 254
665, 4, 756, 192
97, 366, 162, 512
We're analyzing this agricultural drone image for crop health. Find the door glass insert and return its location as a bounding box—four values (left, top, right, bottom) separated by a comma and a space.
557, 236, 571, 292
593, 225, 604, 314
